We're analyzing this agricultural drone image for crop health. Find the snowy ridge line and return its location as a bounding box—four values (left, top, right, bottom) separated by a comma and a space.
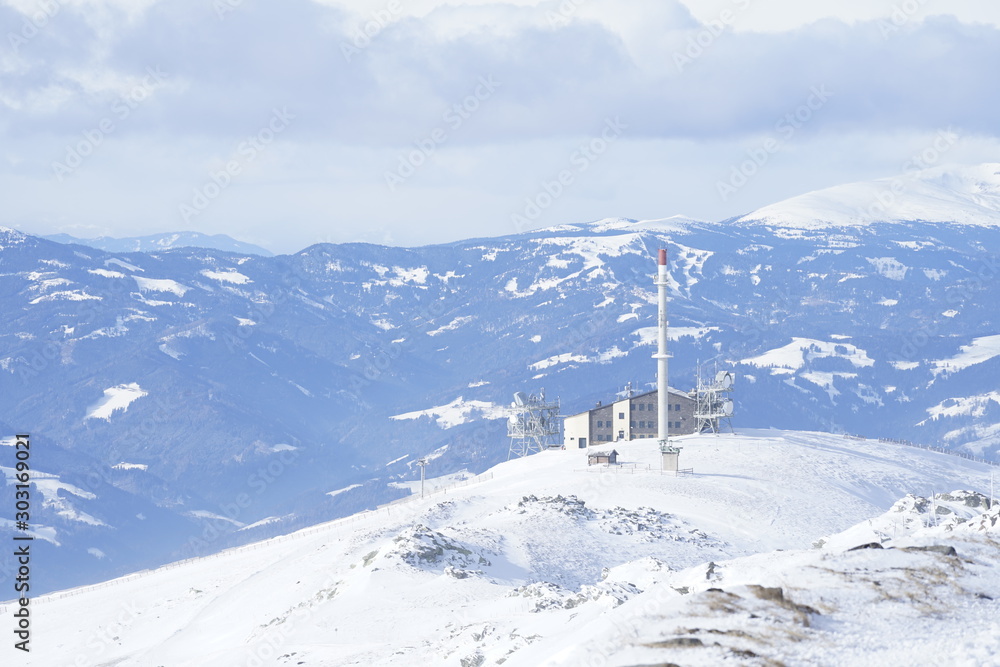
1, 470, 497, 609
874, 436, 1000, 467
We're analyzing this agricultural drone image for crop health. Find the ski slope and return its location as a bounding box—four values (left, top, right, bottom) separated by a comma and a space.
3, 430, 998, 666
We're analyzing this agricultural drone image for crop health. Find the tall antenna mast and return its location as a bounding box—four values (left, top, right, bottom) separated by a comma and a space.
654, 248, 682, 473
655, 248, 669, 446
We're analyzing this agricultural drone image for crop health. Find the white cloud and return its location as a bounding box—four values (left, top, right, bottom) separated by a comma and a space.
1, 0, 999, 251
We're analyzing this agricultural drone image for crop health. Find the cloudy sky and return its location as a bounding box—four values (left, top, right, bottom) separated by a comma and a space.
2, 0, 999, 253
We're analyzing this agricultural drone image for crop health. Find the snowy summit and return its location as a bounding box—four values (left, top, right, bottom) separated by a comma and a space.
736, 163, 1000, 229
5, 430, 998, 666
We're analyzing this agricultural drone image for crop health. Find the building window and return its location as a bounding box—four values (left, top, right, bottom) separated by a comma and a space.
648, 403, 654, 411
638, 403, 645, 411
630, 421, 636, 428
675, 403, 681, 411
596, 420, 603, 428
619, 412, 625, 419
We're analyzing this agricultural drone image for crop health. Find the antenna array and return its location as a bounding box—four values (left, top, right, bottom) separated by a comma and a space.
507, 389, 561, 460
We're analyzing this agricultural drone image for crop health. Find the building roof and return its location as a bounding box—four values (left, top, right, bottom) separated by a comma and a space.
588, 449, 618, 459
624, 387, 691, 402
568, 387, 693, 419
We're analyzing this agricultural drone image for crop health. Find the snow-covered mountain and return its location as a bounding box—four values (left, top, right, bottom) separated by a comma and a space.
4, 163, 1000, 596
43, 231, 274, 256
3, 430, 996, 666
735, 162, 1000, 229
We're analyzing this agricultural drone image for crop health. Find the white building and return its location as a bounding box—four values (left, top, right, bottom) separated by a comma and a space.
562, 387, 697, 449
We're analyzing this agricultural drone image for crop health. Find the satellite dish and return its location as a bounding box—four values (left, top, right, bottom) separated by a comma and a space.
722, 399, 734, 416
513, 392, 528, 407
716, 371, 734, 389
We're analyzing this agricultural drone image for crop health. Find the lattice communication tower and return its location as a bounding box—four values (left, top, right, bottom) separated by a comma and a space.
507, 389, 562, 460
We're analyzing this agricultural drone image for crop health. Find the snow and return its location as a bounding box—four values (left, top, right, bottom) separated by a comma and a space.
29, 289, 101, 304
186, 510, 245, 528
632, 326, 719, 346
921, 391, 1000, 422
930, 333, 1000, 376
390, 397, 506, 429
112, 462, 148, 471
200, 269, 251, 284
391, 266, 429, 285
327, 484, 362, 498
84, 383, 148, 421
530, 353, 589, 371
159, 342, 183, 360
866, 256, 909, 281
735, 162, 1000, 229
389, 470, 475, 495
503, 235, 646, 297
579, 215, 701, 234
800, 370, 858, 400
88, 268, 126, 278
426, 315, 475, 336
233, 317, 256, 326
4, 430, 997, 667
30, 476, 106, 526
133, 276, 189, 296
741, 337, 875, 372
239, 517, 283, 531
105, 257, 143, 272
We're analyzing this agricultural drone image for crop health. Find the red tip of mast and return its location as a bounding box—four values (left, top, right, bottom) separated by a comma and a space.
658, 248, 667, 266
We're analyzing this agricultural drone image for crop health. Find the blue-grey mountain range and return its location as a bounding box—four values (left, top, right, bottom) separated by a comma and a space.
4, 163, 1000, 594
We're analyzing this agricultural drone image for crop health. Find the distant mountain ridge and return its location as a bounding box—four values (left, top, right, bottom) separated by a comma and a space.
4, 163, 1000, 595
735, 162, 1000, 229
43, 231, 274, 256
